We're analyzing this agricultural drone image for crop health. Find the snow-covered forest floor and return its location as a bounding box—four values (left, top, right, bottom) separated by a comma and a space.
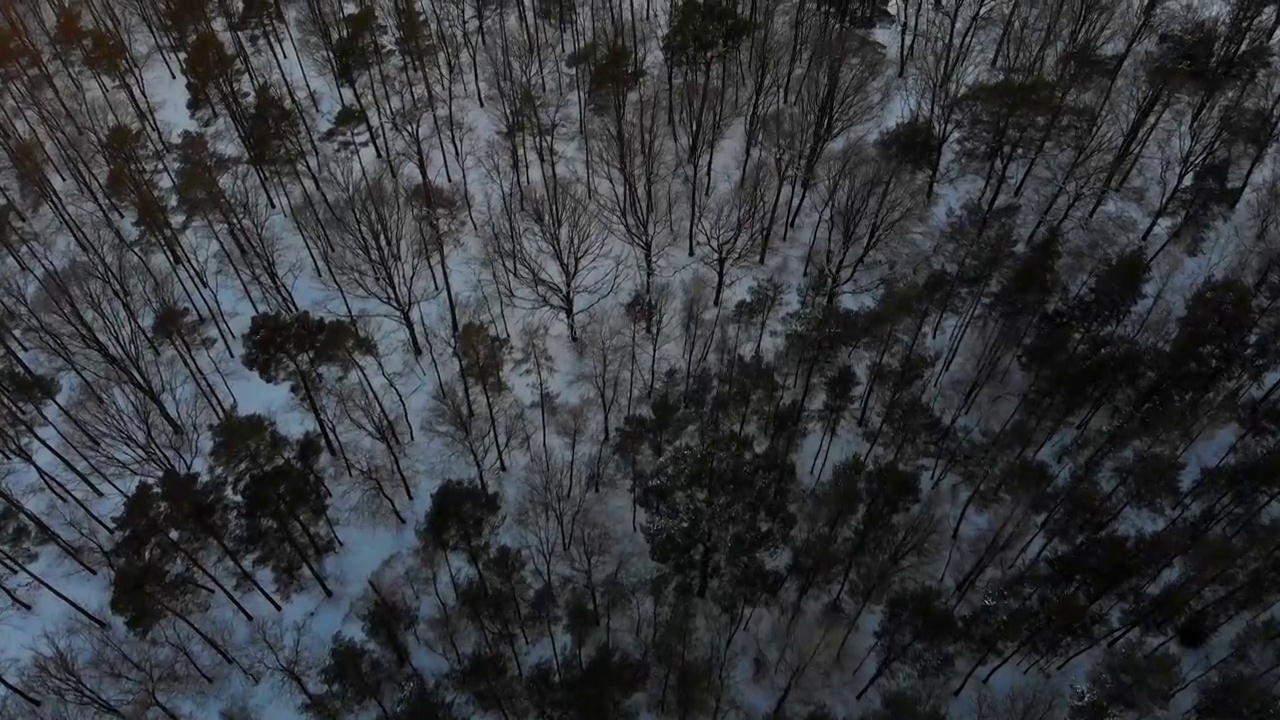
2, 0, 1280, 718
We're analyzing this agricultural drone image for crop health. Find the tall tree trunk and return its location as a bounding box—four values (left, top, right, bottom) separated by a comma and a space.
0, 547, 107, 629
0, 673, 40, 708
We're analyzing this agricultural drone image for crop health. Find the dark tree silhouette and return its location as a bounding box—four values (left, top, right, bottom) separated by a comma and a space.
242, 311, 375, 458
639, 432, 794, 599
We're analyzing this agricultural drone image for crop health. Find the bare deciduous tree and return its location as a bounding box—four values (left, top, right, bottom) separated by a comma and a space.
812, 141, 926, 306
591, 71, 676, 300
306, 161, 438, 357
786, 28, 888, 227
492, 179, 620, 343
696, 162, 774, 307
25, 618, 218, 720
327, 373, 417, 525
579, 309, 628, 444
906, 0, 991, 198
422, 363, 519, 492
248, 616, 327, 712
61, 363, 205, 485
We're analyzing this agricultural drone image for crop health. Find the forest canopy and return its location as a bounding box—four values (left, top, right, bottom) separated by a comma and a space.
1, 0, 1280, 718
